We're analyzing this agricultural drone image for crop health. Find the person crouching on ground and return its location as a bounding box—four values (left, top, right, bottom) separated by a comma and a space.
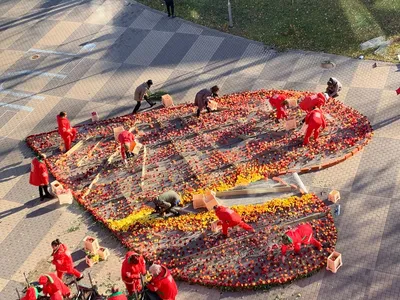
38, 273, 71, 300
326, 77, 342, 98
147, 264, 178, 300
213, 205, 254, 237
269, 93, 288, 123
118, 130, 136, 164
29, 153, 52, 201
51, 239, 84, 281
57, 111, 77, 152
299, 92, 327, 112
153, 190, 181, 217
121, 251, 146, 296
108, 286, 128, 300
194, 85, 219, 117
279, 223, 322, 263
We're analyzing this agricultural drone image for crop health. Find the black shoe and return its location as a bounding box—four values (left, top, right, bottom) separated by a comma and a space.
168, 14, 171, 17
40, 196, 45, 201
150, 102, 156, 107
45, 193, 54, 199
77, 274, 84, 281
172, 15, 176, 18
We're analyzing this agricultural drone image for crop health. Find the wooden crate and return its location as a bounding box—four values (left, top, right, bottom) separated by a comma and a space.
51, 180, 64, 195
287, 98, 297, 107
208, 100, 218, 111
326, 251, 342, 273
204, 190, 220, 211
328, 190, 341, 203
83, 236, 100, 254
192, 194, 206, 209
132, 142, 143, 155
211, 220, 221, 233
97, 247, 110, 261
57, 190, 73, 205
85, 255, 96, 268
285, 118, 297, 130
161, 94, 174, 107
113, 126, 125, 141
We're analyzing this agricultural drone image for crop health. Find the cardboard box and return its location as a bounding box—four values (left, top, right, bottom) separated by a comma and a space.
328, 190, 340, 203
326, 251, 342, 273
113, 126, 125, 141
51, 180, 64, 195
192, 194, 206, 209
285, 118, 297, 130
57, 190, 73, 205
208, 100, 218, 111
83, 236, 100, 254
161, 94, 174, 107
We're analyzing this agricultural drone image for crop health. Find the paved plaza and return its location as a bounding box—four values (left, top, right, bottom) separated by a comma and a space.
1, 0, 400, 299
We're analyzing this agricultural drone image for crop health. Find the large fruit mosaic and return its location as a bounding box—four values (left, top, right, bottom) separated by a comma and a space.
26, 89, 372, 289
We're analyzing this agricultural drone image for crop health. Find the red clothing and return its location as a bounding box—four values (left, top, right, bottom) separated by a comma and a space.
29, 158, 49, 186
39, 273, 70, 300
121, 251, 146, 295
215, 206, 254, 236
118, 131, 135, 160
108, 291, 128, 300
21, 287, 38, 300
269, 94, 287, 120
52, 244, 81, 279
299, 93, 325, 112
57, 115, 77, 151
303, 108, 326, 145
281, 223, 322, 256
147, 265, 178, 300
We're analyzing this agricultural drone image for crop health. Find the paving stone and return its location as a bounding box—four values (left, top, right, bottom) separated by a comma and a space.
343, 87, 381, 121
130, 9, 163, 30
63, 1, 104, 23
352, 137, 400, 198
318, 55, 359, 87
0, 203, 62, 278
284, 81, 318, 92
0, 279, 25, 300
222, 74, 257, 94
151, 33, 200, 69
203, 37, 249, 77
153, 16, 183, 32
366, 271, 400, 300
259, 51, 302, 81
108, 3, 145, 28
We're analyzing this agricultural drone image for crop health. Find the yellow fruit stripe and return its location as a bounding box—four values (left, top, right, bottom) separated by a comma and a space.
107, 194, 315, 232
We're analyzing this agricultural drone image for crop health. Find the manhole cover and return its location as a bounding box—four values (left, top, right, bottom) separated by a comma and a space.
30, 54, 40, 60
321, 61, 335, 69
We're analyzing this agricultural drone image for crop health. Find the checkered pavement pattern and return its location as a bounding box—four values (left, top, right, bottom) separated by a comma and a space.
1, 0, 400, 299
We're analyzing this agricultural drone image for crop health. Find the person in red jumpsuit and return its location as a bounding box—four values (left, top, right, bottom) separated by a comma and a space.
213, 205, 254, 237
280, 223, 322, 263
121, 251, 146, 295
147, 264, 178, 300
118, 130, 135, 162
299, 92, 327, 112
303, 107, 326, 145
269, 94, 288, 122
57, 111, 77, 152
29, 153, 52, 201
108, 286, 128, 300
38, 273, 71, 300
51, 239, 83, 281
21, 286, 39, 300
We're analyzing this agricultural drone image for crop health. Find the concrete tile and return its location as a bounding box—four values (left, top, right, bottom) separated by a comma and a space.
0, 0, 24, 18
5, 0, 42, 19
108, 4, 145, 27
222, 75, 256, 94
251, 79, 286, 91
0, 280, 25, 300
372, 89, 400, 139
177, 283, 221, 300
343, 87, 381, 121
0, 277, 9, 293
63, 1, 103, 23
176, 35, 224, 72
366, 271, 400, 300
85, 0, 123, 25
33, 20, 81, 48
384, 65, 400, 90
0, 199, 30, 244
125, 30, 174, 66
203, 37, 249, 77
351, 61, 391, 90
161, 69, 200, 103
287, 52, 327, 83
151, 33, 199, 69
130, 9, 163, 30
318, 55, 359, 87
284, 81, 318, 92
177, 23, 203, 35
259, 51, 302, 81
66, 60, 120, 100
0, 21, 32, 50
231, 44, 272, 79
153, 16, 182, 32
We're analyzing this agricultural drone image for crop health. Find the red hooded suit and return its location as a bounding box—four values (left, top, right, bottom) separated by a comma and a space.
121, 251, 146, 295
57, 115, 77, 151
147, 265, 178, 300
118, 131, 135, 160
29, 158, 49, 186
21, 287, 38, 300
108, 291, 128, 300
39, 273, 70, 300
215, 206, 254, 236
299, 93, 326, 112
281, 223, 322, 256
269, 94, 287, 120
52, 243, 81, 279
303, 108, 326, 145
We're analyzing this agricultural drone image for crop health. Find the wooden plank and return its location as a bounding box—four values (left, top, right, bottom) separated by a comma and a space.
215, 186, 293, 197
76, 139, 103, 167
65, 140, 83, 156
140, 145, 147, 188
82, 173, 101, 197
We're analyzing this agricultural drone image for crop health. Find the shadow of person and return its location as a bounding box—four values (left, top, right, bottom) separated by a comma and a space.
0, 162, 30, 183
71, 249, 86, 262
25, 200, 60, 218
0, 198, 39, 219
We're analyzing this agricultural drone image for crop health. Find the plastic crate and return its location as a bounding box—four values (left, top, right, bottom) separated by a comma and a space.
57, 190, 73, 205
97, 247, 110, 261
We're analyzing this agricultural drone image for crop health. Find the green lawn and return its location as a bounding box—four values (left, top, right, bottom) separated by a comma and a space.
137, 0, 400, 61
